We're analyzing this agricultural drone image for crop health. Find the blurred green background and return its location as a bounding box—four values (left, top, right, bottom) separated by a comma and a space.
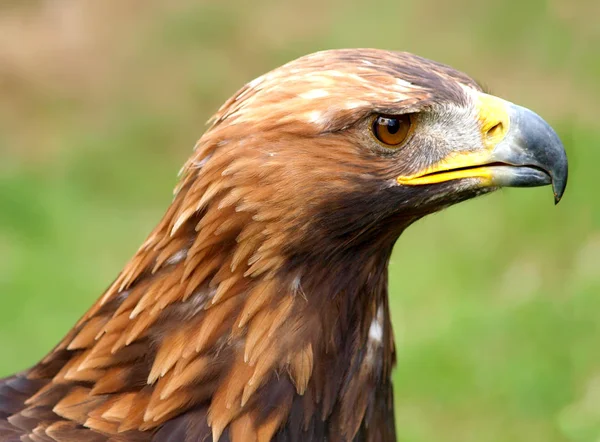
0, 1, 598, 441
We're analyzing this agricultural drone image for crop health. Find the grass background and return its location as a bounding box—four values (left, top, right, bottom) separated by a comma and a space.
0, 1, 599, 441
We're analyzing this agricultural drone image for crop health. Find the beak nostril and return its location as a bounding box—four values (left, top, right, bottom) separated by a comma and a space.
486, 122, 504, 141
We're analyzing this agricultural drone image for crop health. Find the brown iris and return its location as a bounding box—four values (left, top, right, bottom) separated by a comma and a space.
372, 114, 412, 147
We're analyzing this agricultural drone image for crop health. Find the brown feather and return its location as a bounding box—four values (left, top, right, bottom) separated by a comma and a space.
0, 48, 492, 441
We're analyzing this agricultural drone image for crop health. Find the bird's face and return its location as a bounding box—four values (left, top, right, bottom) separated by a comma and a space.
183, 49, 568, 257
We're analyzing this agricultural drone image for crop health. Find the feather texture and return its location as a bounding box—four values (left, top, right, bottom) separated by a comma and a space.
0, 48, 489, 441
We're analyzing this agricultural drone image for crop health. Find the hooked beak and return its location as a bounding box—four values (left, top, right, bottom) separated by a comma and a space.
397, 94, 568, 203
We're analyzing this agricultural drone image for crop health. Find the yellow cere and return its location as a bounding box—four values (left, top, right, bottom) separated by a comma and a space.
396, 92, 510, 187
476, 93, 510, 149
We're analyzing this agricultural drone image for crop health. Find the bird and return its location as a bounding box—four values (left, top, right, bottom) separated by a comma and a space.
0, 48, 567, 442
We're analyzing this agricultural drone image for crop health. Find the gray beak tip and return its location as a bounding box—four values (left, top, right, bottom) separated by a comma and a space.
505, 104, 569, 205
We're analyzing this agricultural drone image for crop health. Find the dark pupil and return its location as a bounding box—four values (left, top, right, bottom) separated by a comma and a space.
381, 117, 400, 134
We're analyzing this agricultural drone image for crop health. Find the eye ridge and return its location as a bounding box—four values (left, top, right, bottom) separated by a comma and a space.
372, 114, 412, 147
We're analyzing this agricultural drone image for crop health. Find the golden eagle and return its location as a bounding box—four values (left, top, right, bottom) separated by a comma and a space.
0, 49, 567, 442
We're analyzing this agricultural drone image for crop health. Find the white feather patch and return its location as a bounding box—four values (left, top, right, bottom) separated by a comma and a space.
299, 89, 329, 100
368, 305, 384, 345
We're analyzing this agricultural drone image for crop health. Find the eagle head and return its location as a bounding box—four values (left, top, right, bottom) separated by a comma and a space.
175, 49, 567, 265
3, 49, 568, 442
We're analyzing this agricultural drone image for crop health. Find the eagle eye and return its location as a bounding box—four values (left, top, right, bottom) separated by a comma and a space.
372, 114, 412, 148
